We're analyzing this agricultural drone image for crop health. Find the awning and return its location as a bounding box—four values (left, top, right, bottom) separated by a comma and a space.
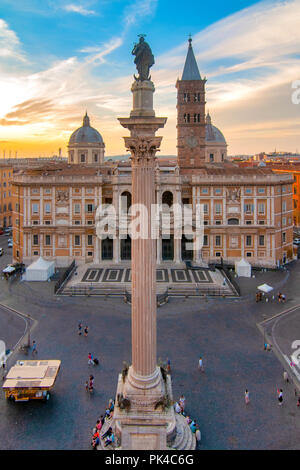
3, 266, 15, 274
257, 283, 273, 293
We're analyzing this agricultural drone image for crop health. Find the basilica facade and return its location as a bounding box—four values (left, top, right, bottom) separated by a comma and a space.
12, 40, 293, 268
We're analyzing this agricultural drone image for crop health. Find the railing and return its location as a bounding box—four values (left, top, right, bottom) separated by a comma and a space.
218, 265, 240, 296
54, 260, 76, 294
124, 289, 169, 306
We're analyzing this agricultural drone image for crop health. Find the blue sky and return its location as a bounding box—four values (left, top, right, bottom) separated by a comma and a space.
0, 0, 300, 156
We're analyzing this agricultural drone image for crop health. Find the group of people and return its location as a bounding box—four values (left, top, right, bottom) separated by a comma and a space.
85, 375, 94, 393
88, 352, 99, 366
277, 292, 286, 303
78, 323, 89, 336
244, 370, 300, 407
174, 395, 201, 445
255, 291, 286, 303
91, 399, 115, 449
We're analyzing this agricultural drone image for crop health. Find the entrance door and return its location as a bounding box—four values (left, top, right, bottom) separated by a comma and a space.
181, 235, 193, 260
162, 236, 174, 261
102, 238, 113, 260
121, 236, 131, 260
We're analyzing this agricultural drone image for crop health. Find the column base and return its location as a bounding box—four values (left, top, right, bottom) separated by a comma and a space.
107, 369, 177, 450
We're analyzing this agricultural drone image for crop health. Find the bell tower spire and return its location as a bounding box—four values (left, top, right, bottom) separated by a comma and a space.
176, 37, 206, 172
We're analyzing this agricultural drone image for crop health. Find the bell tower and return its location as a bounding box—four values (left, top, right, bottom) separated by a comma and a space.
176, 38, 206, 171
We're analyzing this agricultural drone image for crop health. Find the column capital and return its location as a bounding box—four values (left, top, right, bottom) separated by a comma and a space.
124, 136, 162, 164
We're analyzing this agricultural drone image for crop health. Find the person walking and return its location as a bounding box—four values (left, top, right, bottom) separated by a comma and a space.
84, 325, 89, 337
32, 340, 38, 356
198, 356, 204, 372
78, 322, 83, 335
88, 353, 94, 365
245, 389, 250, 405
277, 389, 283, 406
89, 375, 94, 392
166, 358, 171, 374
283, 371, 289, 383
179, 394, 186, 412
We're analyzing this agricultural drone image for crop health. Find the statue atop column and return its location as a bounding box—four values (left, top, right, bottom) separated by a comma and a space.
132, 34, 154, 81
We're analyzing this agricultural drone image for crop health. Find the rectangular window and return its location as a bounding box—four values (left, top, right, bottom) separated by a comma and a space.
74, 204, 81, 214
259, 235, 265, 246
87, 235, 93, 246
45, 235, 51, 246
203, 235, 208, 246
215, 188, 221, 195
258, 187, 265, 194
33, 234, 39, 245
44, 188, 51, 194
244, 204, 253, 214
245, 188, 252, 194
86, 204, 94, 213
203, 203, 208, 214
215, 203, 222, 214
246, 235, 252, 246
282, 201, 287, 212
44, 203, 51, 214
45, 220, 51, 225
215, 235, 221, 246
258, 203, 265, 214
32, 203, 39, 214
202, 188, 208, 194
282, 232, 286, 243
74, 235, 81, 246
215, 220, 221, 225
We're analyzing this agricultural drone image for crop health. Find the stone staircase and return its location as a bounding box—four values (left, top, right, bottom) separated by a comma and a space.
169, 414, 196, 450
97, 414, 196, 450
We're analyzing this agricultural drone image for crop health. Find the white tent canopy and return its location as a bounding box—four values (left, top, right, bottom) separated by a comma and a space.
24, 257, 55, 281
257, 283, 273, 293
235, 258, 251, 278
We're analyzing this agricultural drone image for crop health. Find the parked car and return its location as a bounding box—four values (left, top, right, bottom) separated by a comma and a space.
293, 238, 300, 245
0, 229, 4, 235
0, 248, 3, 256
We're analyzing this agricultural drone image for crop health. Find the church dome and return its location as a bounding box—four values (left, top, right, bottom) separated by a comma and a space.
69, 112, 104, 145
205, 113, 226, 144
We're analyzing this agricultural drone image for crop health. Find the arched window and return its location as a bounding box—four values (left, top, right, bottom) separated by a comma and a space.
162, 191, 173, 207
227, 218, 239, 225
121, 191, 132, 212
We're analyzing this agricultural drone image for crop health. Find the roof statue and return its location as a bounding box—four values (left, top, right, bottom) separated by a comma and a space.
132, 34, 154, 81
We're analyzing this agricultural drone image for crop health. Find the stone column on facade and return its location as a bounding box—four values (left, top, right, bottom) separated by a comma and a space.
94, 236, 100, 264
113, 234, 120, 264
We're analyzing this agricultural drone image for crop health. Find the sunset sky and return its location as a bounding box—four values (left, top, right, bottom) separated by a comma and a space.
0, 0, 300, 158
